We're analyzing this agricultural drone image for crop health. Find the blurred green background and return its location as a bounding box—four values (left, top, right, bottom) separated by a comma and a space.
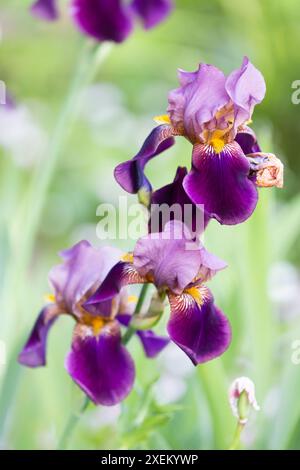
1, 0, 300, 450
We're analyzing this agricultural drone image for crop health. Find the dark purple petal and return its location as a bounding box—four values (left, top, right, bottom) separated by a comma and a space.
226, 57, 266, 129
84, 261, 146, 310
49, 241, 120, 315
18, 305, 60, 367
235, 126, 261, 155
30, 0, 59, 21
150, 166, 210, 235
133, 221, 202, 294
131, 0, 173, 29
167, 64, 228, 141
114, 125, 175, 194
70, 0, 133, 43
183, 142, 258, 225
136, 330, 169, 358
167, 288, 231, 365
65, 323, 135, 405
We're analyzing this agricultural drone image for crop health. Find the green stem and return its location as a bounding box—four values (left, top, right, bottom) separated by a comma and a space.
57, 395, 90, 450
57, 284, 149, 449
122, 284, 149, 345
228, 422, 245, 450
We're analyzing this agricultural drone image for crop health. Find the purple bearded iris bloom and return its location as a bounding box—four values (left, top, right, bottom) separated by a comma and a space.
115, 57, 284, 225
18, 240, 168, 405
30, 0, 173, 43
85, 221, 231, 365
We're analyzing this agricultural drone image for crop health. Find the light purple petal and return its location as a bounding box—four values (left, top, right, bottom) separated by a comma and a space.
133, 220, 202, 294
136, 330, 169, 358
114, 125, 175, 194
66, 323, 135, 405
18, 305, 60, 367
167, 288, 231, 364
70, 0, 133, 43
131, 0, 173, 29
150, 166, 210, 235
30, 0, 59, 21
183, 142, 258, 225
226, 57, 266, 129
49, 241, 120, 315
167, 64, 228, 141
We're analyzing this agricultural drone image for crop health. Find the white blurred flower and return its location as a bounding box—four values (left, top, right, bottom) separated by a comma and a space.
268, 261, 300, 320
85, 404, 121, 430
229, 376, 260, 424
0, 104, 47, 167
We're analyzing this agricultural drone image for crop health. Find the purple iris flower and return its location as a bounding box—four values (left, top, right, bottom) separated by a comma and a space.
30, 0, 173, 43
18, 240, 168, 406
115, 57, 284, 225
85, 221, 231, 365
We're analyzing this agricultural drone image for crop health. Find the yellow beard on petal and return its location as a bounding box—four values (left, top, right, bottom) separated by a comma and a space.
153, 114, 171, 125
44, 293, 56, 303
210, 137, 225, 154
184, 286, 204, 306
121, 252, 134, 263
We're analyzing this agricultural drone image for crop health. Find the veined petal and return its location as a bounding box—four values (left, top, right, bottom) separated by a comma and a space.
70, 0, 133, 43
114, 125, 175, 194
167, 288, 231, 365
235, 126, 261, 155
84, 261, 146, 310
18, 304, 60, 367
131, 0, 173, 29
30, 0, 59, 21
65, 322, 135, 405
183, 141, 258, 225
226, 57, 266, 130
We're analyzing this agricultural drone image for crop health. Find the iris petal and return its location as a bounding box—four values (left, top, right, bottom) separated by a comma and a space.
30, 0, 59, 21
183, 141, 258, 225
131, 0, 173, 29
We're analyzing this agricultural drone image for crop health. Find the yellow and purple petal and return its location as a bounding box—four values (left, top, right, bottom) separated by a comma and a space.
167, 288, 231, 364
65, 323, 135, 405
70, 0, 134, 43
114, 124, 175, 194
183, 142, 258, 225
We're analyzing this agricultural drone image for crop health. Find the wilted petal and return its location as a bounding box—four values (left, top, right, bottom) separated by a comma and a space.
84, 261, 146, 310
66, 323, 135, 405
168, 64, 228, 141
150, 166, 209, 235
30, 0, 59, 21
235, 126, 261, 155
114, 125, 175, 193
167, 288, 231, 364
49, 240, 120, 315
248, 152, 284, 188
226, 57, 266, 129
134, 221, 202, 294
183, 142, 258, 225
70, 0, 133, 43
131, 0, 173, 29
18, 305, 60, 367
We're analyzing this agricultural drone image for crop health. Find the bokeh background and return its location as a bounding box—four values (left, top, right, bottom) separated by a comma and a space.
1, 0, 300, 450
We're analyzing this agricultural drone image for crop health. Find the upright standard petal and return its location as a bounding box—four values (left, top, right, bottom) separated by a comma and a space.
70, 0, 133, 43
133, 221, 202, 294
226, 57, 266, 129
114, 125, 175, 194
167, 64, 228, 141
184, 142, 258, 225
65, 323, 135, 405
167, 288, 231, 365
18, 305, 60, 367
131, 0, 173, 29
49, 241, 120, 315
150, 166, 209, 235
30, 0, 59, 21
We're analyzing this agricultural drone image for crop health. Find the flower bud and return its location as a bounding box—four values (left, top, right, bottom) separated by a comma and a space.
229, 376, 260, 424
